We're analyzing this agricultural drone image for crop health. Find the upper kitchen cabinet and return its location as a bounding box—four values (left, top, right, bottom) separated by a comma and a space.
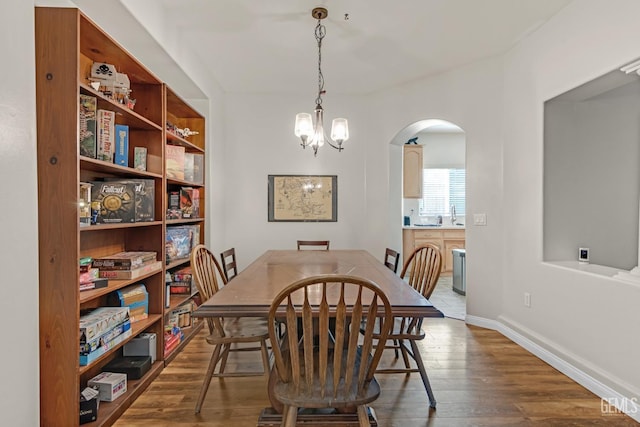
403, 144, 423, 198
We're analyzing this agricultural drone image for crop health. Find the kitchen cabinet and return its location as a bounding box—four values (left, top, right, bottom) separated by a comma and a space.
403, 228, 465, 275
403, 145, 423, 198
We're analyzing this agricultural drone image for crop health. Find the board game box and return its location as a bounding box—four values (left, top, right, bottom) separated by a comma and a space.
165, 144, 185, 180
92, 251, 157, 269
97, 109, 115, 162
134, 146, 147, 171
79, 95, 97, 158
114, 124, 129, 166
91, 181, 136, 223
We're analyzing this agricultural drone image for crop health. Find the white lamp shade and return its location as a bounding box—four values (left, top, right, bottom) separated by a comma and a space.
331, 118, 349, 142
295, 113, 313, 137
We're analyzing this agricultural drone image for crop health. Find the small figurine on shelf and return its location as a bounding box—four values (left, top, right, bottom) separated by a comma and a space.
88, 61, 135, 110
165, 121, 199, 139
180, 128, 199, 139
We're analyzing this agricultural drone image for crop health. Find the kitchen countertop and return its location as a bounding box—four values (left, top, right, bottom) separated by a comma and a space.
403, 225, 465, 230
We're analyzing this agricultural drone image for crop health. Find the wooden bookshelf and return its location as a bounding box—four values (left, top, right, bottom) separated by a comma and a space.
36, 7, 207, 426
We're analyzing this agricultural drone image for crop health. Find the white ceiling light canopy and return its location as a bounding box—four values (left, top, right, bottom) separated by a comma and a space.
294, 7, 349, 157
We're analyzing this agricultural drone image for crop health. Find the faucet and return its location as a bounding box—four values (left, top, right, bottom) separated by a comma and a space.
450, 204, 457, 224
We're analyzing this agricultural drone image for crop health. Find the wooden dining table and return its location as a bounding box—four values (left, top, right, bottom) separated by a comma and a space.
193, 249, 444, 319
192, 249, 443, 425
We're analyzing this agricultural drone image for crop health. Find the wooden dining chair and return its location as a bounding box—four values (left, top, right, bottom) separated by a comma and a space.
268, 275, 393, 427
296, 240, 330, 250
384, 248, 400, 273
190, 245, 271, 414
363, 243, 442, 409
220, 247, 238, 281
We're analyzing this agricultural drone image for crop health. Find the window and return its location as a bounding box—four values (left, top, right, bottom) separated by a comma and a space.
419, 168, 465, 216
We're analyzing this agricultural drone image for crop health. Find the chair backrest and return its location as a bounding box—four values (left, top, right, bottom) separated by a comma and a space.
400, 243, 442, 299
220, 247, 238, 281
297, 240, 330, 250
268, 275, 392, 403
384, 248, 400, 273
191, 245, 228, 334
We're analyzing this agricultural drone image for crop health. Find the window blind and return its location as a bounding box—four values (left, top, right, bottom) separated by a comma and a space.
419, 168, 466, 216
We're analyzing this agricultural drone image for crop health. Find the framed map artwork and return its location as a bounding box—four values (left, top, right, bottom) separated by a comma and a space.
268, 175, 337, 222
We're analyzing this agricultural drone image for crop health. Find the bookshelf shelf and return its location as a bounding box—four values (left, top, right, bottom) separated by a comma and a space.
167, 177, 205, 187
80, 157, 163, 179
36, 7, 207, 426
79, 221, 163, 233
78, 315, 162, 376
166, 258, 191, 271
165, 131, 205, 153
80, 270, 164, 303
166, 217, 204, 226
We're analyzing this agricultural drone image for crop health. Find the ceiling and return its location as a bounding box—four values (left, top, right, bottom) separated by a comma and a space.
143, 0, 572, 96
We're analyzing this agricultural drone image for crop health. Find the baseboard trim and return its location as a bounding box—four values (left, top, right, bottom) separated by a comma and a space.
465, 315, 640, 422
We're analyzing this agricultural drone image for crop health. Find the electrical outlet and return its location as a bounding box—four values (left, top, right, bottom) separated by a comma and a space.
524, 292, 531, 307
473, 213, 487, 226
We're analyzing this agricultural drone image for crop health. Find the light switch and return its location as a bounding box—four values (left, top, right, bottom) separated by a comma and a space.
473, 213, 487, 226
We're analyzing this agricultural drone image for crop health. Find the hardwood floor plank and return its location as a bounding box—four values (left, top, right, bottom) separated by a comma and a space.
114, 318, 638, 426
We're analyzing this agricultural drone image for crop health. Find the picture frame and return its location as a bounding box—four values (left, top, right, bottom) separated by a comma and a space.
268, 175, 337, 222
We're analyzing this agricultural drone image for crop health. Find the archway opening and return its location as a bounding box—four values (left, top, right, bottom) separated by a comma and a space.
389, 119, 467, 320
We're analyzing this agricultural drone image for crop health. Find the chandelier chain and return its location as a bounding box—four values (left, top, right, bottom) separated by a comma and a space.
315, 18, 325, 106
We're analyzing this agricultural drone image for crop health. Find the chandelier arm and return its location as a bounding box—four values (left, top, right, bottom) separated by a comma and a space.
325, 138, 344, 151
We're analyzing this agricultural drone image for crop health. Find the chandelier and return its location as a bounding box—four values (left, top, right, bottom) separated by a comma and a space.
294, 7, 349, 157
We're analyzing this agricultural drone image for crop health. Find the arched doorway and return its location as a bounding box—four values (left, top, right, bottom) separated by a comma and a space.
389, 119, 467, 320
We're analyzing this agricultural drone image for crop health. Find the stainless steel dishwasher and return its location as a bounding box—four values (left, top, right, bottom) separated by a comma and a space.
452, 248, 466, 295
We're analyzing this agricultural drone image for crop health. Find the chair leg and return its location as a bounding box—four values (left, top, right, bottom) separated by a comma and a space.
409, 339, 436, 409
393, 339, 400, 358
282, 405, 297, 427
357, 405, 371, 427
260, 338, 270, 377
399, 339, 411, 369
218, 343, 231, 374
195, 343, 223, 414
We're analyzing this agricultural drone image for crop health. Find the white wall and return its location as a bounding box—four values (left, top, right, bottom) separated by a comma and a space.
372, 57, 506, 320
501, 0, 640, 401
420, 131, 466, 168
221, 92, 369, 267
1, 2, 39, 425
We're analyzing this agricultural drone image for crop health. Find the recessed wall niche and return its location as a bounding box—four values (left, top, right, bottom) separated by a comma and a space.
544, 65, 640, 270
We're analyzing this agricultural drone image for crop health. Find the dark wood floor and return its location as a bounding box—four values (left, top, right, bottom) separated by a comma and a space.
114, 318, 637, 426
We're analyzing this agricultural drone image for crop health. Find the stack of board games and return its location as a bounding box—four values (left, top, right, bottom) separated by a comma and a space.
110, 283, 149, 323
93, 251, 162, 281
169, 266, 194, 295
164, 326, 183, 355
79, 256, 108, 291
79, 307, 131, 366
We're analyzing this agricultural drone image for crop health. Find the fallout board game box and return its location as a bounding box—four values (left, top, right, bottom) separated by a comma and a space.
91, 181, 136, 223
105, 178, 155, 222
